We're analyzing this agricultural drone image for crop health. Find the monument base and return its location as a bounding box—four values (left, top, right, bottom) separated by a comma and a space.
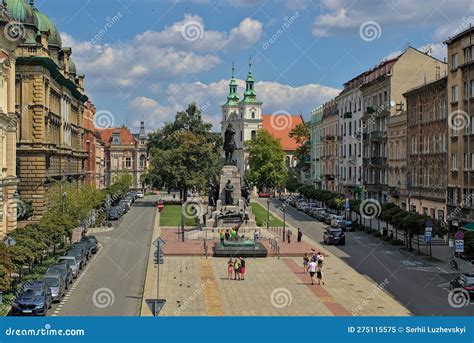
213, 239, 268, 257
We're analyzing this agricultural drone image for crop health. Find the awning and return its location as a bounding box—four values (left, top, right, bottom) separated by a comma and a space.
461, 222, 474, 231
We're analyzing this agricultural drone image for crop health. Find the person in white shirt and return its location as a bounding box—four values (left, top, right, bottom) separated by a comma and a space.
307, 261, 317, 285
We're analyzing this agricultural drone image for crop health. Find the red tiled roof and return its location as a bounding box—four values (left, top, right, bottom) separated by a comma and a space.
262, 114, 304, 151
96, 127, 137, 148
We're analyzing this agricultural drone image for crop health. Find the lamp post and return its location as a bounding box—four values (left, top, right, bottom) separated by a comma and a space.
282, 203, 286, 241
266, 199, 270, 231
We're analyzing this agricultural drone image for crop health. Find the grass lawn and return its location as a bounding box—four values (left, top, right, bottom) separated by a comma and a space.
250, 202, 284, 227
159, 205, 198, 226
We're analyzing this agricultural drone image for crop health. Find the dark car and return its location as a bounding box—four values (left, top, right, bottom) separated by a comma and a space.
46, 263, 73, 288
82, 235, 99, 254
323, 227, 346, 245
11, 282, 52, 316
65, 249, 85, 270
119, 200, 131, 213
108, 206, 122, 220
450, 273, 474, 297
68, 247, 88, 267
39, 274, 66, 302
73, 242, 92, 260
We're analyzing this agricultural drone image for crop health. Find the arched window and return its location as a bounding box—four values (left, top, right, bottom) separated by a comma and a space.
285, 156, 290, 167
139, 154, 146, 168
251, 111, 255, 119
251, 130, 256, 140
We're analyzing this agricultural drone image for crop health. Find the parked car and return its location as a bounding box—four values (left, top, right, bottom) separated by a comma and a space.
46, 263, 73, 288
136, 191, 144, 198
68, 246, 88, 266
258, 192, 271, 198
39, 274, 66, 302
82, 235, 99, 254
341, 219, 353, 231
323, 227, 346, 245
65, 250, 85, 270
57, 256, 80, 278
119, 200, 131, 213
108, 206, 122, 220
330, 215, 345, 228
11, 282, 52, 316
73, 242, 92, 260
309, 208, 326, 218
450, 273, 474, 297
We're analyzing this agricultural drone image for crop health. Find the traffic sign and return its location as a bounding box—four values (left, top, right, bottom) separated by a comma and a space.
145, 299, 166, 316
424, 232, 432, 242
153, 237, 166, 247
3, 236, 16, 246
455, 231, 464, 240
425, 227, 432, 233
425, 219, 433, 227
455, 240, 464, 253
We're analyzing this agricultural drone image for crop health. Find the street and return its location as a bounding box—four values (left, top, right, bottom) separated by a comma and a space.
50, 197, 157, 316
257, 197, 474, 316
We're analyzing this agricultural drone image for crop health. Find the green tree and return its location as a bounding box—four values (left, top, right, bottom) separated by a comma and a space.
147, 103, 220, 201
245, 130, 287, 191
285, 169, 300, 193
7, 245, 34, 278
289, 122, 310, 171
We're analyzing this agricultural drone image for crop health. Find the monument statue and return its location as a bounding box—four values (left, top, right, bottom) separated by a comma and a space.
206, 180, 218, 207
224, 179, 234, 205
241, 179, 250, 207
223, 123, 236, 164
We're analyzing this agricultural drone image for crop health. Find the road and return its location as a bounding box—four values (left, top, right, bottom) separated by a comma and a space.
257, 197, 474, 316
50, 197, 156, 316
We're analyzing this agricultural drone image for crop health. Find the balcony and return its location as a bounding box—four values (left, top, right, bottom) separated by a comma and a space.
324, 174, 335, 180
389, 187, 400, 198
370, 131, 385, 141
371, 157, 387, 165
343, 112, 352, 119
366, 106, 376, 114
363, 133, 370, 140
324, 134, 336, 141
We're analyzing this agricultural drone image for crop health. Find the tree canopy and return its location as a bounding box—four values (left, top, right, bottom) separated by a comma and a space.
289, 122, 310, 171
245, 130, 287, 191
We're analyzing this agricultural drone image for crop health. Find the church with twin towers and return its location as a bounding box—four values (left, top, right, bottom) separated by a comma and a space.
221, 60, 303, 179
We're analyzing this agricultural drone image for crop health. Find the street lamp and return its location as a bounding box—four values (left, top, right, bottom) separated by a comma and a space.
266, 199, 270, 232
282, 203, 286, 241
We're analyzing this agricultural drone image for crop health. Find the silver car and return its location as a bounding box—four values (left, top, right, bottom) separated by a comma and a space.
57, 256, 80, 278
39, 274, 65, 302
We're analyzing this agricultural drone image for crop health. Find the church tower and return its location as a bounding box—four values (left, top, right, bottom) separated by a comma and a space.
221, 59, 263, 176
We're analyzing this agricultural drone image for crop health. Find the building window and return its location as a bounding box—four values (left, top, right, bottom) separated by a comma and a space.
452, 153, 458, 170
452, 85, 459, 102
465, 153, 469, 170
139, 155, 146, 168
471, 80, 474, 97
126, 157, 132, 168
464, 82, 469, 99
240, 130, 243, 141
452, 53, 459, 69
251, 130, 256, 140
251, 111, 255, 119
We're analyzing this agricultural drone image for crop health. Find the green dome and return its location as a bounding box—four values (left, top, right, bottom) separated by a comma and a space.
69, 58, 76, 74
32, 7, 62, 48
4, 0, 38, 27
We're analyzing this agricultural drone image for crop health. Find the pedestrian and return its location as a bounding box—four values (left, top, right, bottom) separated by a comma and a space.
297, 228, 302, 242
308, 259, 317, 285
233, 258, 241, 280
316, 266, 324, 285
220, 229, 225, 244
287, 229, 292, 243
253, 229, 260, 242
317, 252, 324, 269
239, 257, 246, 280
311, 251, 317, 262
225, 229, 230, 240
227, 258, 233, 280
303, 253, 309, 274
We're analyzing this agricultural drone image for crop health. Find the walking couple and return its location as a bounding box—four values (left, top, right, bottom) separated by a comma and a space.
227, 257, 246, 280
303, 251, 324, 286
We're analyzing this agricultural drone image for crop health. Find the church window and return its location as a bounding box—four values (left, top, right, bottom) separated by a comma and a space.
252, 112, 255, 119
240, 130, 243, 141
126, 157, 132, 168
251, 130, 256, 140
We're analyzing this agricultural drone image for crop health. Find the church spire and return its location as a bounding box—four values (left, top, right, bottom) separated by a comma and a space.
225, 61, 239, 106
242, 55, 256, 102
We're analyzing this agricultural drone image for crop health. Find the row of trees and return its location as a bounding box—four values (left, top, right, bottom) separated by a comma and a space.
0, 174, 132, 295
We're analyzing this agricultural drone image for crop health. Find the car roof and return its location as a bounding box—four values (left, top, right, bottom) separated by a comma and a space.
41, 274, 61, 279
25, 281, 46, 288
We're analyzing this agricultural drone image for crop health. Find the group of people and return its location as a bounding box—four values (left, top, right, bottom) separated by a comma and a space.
227, 257, 246, 280
282, 228, 304, 243
219, 228, 239, 243
303, 250, 325, 285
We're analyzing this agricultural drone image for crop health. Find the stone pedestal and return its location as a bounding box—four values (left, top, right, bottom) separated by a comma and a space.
219, 165, 241, 205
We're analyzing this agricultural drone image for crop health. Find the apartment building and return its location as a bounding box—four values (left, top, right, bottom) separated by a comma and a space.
387, 111, 407, 208
336, 73, 364, 199
404, 76, 448, 220
310, 105, 324, 189
321, 100, 338, 192
445, 27, 474, 227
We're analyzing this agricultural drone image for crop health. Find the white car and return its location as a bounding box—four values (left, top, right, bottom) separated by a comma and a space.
136, 191, 144, 198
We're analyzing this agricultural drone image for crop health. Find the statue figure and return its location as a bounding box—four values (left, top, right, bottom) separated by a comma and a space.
241, 179, 250, 207
223, 123, 236, 164
206, 181, 218, 207
224, 179, 234, 205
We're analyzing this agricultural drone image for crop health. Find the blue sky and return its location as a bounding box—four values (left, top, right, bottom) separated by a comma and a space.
33, 0, 474, 132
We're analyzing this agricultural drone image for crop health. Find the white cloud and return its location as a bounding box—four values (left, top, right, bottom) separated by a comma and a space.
312, 0, 474, 38
128, 79, 340, 132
